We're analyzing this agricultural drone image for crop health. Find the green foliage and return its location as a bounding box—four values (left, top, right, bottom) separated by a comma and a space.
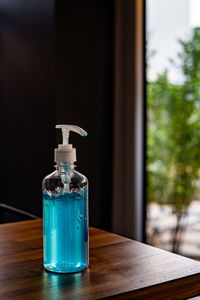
147, 27, 200, 213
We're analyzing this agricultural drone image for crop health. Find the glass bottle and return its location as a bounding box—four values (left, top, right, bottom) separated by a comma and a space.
42, 124, 88, 273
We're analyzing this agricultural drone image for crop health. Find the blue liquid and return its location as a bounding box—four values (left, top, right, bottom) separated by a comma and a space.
43, 186, 88, 273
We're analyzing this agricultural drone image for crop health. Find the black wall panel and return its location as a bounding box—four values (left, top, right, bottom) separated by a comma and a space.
0, 0, 114, 230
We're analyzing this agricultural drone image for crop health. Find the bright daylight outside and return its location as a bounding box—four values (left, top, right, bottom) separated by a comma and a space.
146, 0, 200, 258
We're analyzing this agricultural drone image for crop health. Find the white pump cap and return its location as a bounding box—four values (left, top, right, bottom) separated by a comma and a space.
55, 124, 87, 163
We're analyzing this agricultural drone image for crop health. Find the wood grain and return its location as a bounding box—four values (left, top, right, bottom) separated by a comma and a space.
0, 219, 200, 299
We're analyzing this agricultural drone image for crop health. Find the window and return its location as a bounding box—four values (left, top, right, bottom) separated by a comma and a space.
146, 0, 200, 257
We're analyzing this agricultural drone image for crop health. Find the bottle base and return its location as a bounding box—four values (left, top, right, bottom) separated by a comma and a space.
44, 263, 88, 273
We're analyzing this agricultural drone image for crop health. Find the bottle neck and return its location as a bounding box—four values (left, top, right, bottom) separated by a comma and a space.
56, 162, 75, 172
56, 163, 75, 188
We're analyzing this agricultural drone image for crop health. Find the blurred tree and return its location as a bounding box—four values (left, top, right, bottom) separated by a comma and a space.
147, 27, 200, 253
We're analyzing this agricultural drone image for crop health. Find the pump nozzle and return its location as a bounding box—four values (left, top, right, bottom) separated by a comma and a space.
56, 125, 87, 145
55, 124, 87, 163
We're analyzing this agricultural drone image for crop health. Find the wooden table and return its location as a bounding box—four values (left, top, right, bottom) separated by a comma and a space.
1, 219, 200, 299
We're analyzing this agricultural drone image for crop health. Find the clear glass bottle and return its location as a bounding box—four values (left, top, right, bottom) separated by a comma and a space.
43, 125, 89, 273
43, 163, 88, 273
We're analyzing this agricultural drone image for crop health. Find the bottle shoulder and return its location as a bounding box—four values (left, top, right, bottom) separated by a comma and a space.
43, 169, 87, 180
43, 169, 88, 191
73, 170, 87, 181
43, 170, 60, 180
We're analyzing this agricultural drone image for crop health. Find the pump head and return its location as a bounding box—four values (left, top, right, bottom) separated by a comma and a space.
55, 124, 87, 163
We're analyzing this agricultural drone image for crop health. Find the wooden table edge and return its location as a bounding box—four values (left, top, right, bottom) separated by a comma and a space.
103, 272, 200, 299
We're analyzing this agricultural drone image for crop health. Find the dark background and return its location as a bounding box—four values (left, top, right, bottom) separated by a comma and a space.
0, 0, 114, 230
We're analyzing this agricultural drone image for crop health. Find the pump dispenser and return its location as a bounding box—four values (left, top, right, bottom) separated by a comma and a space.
55, 125, 87, 163
42, 125, 89, 273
